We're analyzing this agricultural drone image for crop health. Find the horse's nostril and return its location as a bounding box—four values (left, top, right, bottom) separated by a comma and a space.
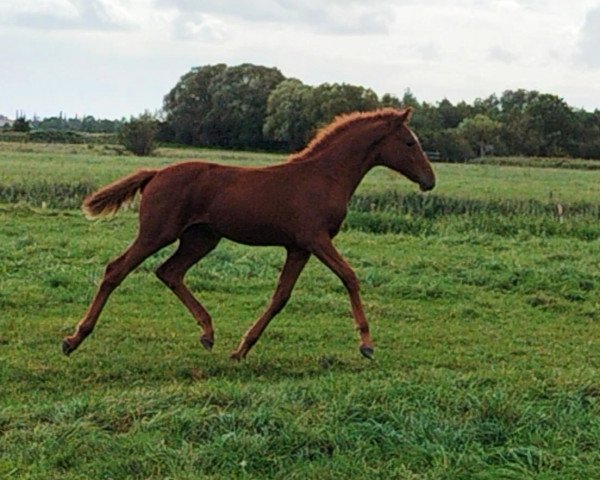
420, 180, 435, 192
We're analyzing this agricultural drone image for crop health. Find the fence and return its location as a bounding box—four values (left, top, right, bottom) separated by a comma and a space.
425, 150, 441, 161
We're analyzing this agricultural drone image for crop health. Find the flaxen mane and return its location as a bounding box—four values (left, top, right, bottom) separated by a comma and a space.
289, 108, 411, 162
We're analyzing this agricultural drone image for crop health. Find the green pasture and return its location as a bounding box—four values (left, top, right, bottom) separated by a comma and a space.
1, 142, 599, 204
0, 143, 599, 479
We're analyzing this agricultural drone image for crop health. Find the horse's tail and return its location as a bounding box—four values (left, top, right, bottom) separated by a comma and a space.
82, 169, 158, 218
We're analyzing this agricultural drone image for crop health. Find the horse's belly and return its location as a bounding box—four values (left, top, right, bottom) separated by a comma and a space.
217, 220, 293, 246
204, 176, 315, 247
206, 201, 294, 245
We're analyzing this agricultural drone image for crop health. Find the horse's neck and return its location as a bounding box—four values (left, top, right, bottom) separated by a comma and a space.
312, 125, 380, 199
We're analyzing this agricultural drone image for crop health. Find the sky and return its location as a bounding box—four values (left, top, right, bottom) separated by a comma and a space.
1, 0, 599, 119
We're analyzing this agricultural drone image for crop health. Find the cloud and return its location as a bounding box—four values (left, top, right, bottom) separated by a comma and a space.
576, 6, 600, 68
157, 0, 395, 35
4, 0, 131, 31
2, 0, 598, 118
416, 42, 441, 61
173, 13, 228, 41
488, 46, 517, 63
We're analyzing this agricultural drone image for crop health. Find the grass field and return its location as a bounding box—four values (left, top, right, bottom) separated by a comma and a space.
1, 143, 599, 479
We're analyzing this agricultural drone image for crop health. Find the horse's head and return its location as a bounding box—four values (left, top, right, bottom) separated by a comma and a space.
376, 108, 436, 192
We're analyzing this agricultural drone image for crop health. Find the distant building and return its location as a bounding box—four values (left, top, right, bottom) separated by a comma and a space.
0, 115, 13, 128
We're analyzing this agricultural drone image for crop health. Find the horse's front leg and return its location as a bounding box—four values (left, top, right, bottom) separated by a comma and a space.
309, 234, 374, 359
230, 248, 310, 360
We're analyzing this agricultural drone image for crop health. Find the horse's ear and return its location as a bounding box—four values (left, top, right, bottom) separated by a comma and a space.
400, 107, 414, 123
388, 108, 413, 131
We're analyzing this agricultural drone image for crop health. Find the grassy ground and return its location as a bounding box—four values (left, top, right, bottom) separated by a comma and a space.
1, 142, 599, 203
469, 156, 600, 171
1, 144, 599, 479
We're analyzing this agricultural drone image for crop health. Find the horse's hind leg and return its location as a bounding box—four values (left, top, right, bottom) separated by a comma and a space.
62, 235, 171, 355
230, 248, 310, 360
155, 225, 221, 350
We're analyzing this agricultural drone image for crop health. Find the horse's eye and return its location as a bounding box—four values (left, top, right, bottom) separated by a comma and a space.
406, 141, 416, 147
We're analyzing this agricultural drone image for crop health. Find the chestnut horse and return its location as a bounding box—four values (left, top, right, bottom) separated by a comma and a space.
62, 108, 435, 360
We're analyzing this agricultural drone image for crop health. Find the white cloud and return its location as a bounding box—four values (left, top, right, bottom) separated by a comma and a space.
416, 43, 441, 62
0, 0, 598, 118
0, 0, 132, 30
174, 13, 228, 41
576, 6, 600, 68
488, 46, 517, 64
155, 0, 396, 35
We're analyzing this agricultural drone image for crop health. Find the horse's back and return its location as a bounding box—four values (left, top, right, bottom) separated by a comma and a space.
138, 159, 342, 247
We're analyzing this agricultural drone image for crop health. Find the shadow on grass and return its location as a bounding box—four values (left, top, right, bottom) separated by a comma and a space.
2, 341, 375, 401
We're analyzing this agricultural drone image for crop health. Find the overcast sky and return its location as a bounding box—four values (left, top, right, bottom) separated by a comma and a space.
1, 0, 599, 119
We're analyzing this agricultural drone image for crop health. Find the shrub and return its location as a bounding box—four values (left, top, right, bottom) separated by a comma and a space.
0, 132, 28, 142
28, 130, 85, 144
0, 131, 118, 145
12, 117, 31, 133
119, 112, 159, 156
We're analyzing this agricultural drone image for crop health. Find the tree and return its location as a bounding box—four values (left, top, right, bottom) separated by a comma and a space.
400, 88, 420, 109
161, 64, 600, 159
497, 89, 541, 155
12, 117, 31, 132
380, 93, 402, 109
263, 79, 315, 151
308, 83, 380, 129
38, 116, 68, 131
119, 112, 159, 156
204, 64, 285, 149
472, 94, 500, 118
409, 102, 442, 148
163, 64, 227, 145
264, 80, 381, 151
575, 109, 600, 158
525, 94, 577, 156
432, 129, 475, 162
163, 63, 285, 149
437, 98, 467, 129
458, 114, 502, 156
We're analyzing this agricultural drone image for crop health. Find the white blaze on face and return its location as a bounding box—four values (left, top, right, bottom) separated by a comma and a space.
409, 128, 420, 147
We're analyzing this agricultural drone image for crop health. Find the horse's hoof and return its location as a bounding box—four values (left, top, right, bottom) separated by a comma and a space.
200, 336, 214, 351
229, 351, 243, 362
62, 338, 76, 356
359, 346, 374, 360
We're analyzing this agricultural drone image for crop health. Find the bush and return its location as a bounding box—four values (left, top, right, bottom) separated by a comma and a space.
119, 113, 159, 156
0, 181, 96, 209
0, 132, 28, 142
425, 129, 475, 162
12, 117, 31, 133
0, 131, 118, 145
29, 130, 85, 144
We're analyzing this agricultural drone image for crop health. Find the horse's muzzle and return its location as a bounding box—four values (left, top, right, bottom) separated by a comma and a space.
420, 179, 436, 192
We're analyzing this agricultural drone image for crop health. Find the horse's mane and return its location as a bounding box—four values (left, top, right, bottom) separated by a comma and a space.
288, 108, 410, 163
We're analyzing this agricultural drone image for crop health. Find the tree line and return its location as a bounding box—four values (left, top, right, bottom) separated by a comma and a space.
160, 63, 600, 160
34, 115, 123, 133
7, 63, 600, 160
6, 114, 123, 134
